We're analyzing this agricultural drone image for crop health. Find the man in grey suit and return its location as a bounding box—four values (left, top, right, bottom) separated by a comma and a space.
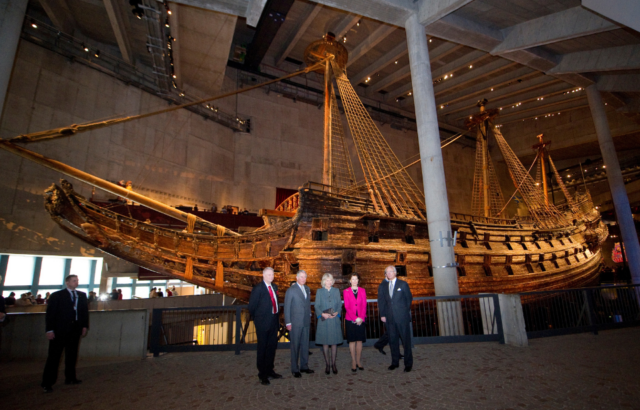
284, 270, 314, 378
378, 265, 413, 372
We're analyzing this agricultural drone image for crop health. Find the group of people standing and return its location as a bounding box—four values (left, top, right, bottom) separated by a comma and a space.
248, 265, 413, 386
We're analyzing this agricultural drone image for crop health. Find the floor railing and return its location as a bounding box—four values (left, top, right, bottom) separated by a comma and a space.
149, 294, 504, 356
520, 284, 640, 338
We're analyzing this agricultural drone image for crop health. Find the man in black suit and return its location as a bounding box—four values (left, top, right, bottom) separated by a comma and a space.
41, 274, 89, 392
248, 267, 282, 385
284, 270, 313, 378
378, 265, 413, 372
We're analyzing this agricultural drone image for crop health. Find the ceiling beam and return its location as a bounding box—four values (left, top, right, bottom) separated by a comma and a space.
435, 67, 537, 108
450, 81, 573, 121
351, 40, 407, 86
424, 13, 627, 108
496, 94, 588, 125
433, 59, 516, 96
440, 74, 557, 116
103, 0, 134, 64
583, 0, 640, 35
169, 2, 183, 88
547, 44, 640, 75
310, 0, 414, 27
491, 7, 618, 55
597, 74, 640, 93
245, 0, 295, 69
275, 3, 322, 67
333, 13, 361, 39
169, 0, 249, 17
38, 0, 75, 34
246, 0, 268, 27
367, 41, 461, 95
346, 23, 396, 68
418, 0, 473, 27
400, 50, 488, 106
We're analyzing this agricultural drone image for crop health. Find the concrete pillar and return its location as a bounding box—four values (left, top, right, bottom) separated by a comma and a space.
586, 85, 640, 284
406, 13, 462, 336
497, 294, 528, 347
405, 14, 459, 297
0, 0, 28, 122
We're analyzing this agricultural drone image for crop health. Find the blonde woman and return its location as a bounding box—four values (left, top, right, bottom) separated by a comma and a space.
314, 273, 343, 374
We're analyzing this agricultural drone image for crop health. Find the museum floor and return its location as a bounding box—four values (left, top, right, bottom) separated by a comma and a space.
1, 328, 639, 410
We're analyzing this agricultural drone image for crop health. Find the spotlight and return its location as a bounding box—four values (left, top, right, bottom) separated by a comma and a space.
343, 37, 347, 43
491, 88, 494, 91
94, 50, 100, 58
31, 22, 38, 29
356, 21, 360, 26
132, 6, 144, 19
395, 61, 398, 64
429, 39, 432, 42
469, 65, 472, 69
172, 74, 177, 79
167, 8, 172, 15
408, 92, 411, 96
165, 20, 170, 28
82, 43, 89, 52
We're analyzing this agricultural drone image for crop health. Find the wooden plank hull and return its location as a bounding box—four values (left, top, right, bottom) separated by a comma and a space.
45, 180, 607, 303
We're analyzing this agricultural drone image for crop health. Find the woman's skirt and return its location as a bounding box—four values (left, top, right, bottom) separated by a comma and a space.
345, 320, 366, 342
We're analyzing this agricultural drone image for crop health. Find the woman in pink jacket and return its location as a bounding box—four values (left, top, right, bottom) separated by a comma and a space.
343, 273, 367, 372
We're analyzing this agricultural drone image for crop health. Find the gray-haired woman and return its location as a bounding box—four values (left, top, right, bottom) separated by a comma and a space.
314, 273, 343, 374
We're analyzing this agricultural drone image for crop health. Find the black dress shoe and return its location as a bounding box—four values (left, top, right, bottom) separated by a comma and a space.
268, 372, 283, 379
325, 364, 330, 375
42, 386, 53, 393
293, 372, 302, 378
404, 366, 412, 373
400, 354, 404, 359
300, 369, 314, 374
376, 347, 386, 355
357, 366, 364, 371
332, 365, 338, 375
351, 367, 357, 373
388, 364, 399, 370
260, 377, 270, 385
65, 379, 82, 385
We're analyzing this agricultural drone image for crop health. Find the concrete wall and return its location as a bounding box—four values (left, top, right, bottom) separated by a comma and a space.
0, 40, 476, 265
0, 309, 148, 360
5, 293, 227, 316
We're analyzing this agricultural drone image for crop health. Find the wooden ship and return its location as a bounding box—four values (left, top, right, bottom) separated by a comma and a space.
0, 34, 607, 302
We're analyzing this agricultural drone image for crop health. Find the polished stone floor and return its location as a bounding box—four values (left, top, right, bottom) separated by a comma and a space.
1, 328, 639, 409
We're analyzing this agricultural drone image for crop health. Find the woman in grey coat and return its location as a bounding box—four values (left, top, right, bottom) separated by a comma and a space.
314, 273, 343, 375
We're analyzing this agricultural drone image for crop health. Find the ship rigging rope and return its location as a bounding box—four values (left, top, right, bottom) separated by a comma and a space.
7, 58, 331, 144
496, 152, 539, 217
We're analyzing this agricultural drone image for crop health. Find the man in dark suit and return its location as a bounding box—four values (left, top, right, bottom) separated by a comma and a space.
41, 274, 89, 392
284, 270, 314, 378
378, 265, 413, 372
248, 267, 282, 385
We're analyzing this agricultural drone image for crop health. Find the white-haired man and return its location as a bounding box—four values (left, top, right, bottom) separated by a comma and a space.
284, 270, 314, 378
377, 265, 413, 372
248, 267, 282, 385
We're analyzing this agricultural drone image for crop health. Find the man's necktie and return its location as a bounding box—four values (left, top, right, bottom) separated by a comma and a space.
268, 286, 277, 314
72, 291, 78, 320
389, 281, 393, 298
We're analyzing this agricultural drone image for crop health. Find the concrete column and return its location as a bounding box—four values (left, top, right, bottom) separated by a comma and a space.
0, 0, 28, 122
405, 13, 459, 297
586, 85, 640, 284
406, 13, 462, 336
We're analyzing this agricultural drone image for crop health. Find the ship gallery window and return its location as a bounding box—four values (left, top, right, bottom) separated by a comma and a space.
312, 218, 329, 241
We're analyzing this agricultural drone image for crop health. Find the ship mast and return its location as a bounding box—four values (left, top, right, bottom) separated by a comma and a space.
479, 103, 491, 217
323, 57, 332, 186
532, 134, 551, 206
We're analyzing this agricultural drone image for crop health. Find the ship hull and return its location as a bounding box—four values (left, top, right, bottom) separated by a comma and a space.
45, 180, 607, 302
